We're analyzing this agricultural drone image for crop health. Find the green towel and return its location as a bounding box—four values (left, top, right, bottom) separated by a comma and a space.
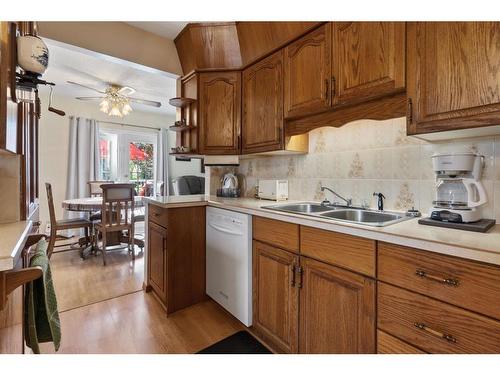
25, 239, 61, 354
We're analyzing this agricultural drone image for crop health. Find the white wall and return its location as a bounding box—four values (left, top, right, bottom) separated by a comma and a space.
38, 89, 204, 229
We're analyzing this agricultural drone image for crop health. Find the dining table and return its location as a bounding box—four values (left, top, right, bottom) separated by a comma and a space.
62, 196, 145, 212
62, 196, 145, 258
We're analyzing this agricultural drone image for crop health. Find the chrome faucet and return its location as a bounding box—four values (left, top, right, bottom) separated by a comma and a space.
320, 186, 352, 207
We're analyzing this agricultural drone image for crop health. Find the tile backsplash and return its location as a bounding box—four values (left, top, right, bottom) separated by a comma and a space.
211, 117, 500, 220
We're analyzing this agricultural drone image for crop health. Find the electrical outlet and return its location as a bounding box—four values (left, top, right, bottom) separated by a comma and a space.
45, 222, 51, 235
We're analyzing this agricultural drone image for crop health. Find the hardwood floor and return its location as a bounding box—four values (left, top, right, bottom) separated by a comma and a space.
39, 291, 243, 354
50, 247, 144, 312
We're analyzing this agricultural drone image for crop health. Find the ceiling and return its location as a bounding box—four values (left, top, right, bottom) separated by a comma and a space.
42, 38, 178, 115
126, 22, 188, 40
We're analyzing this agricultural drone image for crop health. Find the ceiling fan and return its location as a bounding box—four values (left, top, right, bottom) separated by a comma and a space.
68, 80, 162, 117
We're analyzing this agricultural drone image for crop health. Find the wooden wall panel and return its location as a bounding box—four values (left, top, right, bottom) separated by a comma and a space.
175, 23, 242, 73
237, 22, 321, 66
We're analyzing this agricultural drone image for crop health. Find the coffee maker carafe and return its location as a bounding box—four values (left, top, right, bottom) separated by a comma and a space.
430, 152, 487, 223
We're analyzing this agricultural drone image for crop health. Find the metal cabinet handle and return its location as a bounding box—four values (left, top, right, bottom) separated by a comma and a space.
331, 76, 336, 98
290, 264, 296, 287
415, 269, 459, 287
153, 212, 161, 217
414, 322, 457, 343
324, 79, 329, 100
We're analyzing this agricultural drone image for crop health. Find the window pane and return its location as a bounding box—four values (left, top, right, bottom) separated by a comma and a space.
99, 137, 112, 180
129, 142, 154, 196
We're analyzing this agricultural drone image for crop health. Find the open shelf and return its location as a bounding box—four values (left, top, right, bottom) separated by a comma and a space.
169, 124, 196, 132
168, 97, 196, 108
169, 151, 203, 159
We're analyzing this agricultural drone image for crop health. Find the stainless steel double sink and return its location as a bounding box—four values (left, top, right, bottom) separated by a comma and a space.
262, 202, 412, 227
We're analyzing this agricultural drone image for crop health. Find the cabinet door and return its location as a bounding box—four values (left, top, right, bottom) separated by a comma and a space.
332, 22, 405, 106
407, 22, 500, 135
253, 240, 299, 353
199, 71, 241, 155
0, 258, 24, 354
242, 51, 284, 154
284, 24, 331, 118
147, 221, 167, 304
299, 257, 375, 353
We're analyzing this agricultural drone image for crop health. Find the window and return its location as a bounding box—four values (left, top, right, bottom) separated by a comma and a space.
98, 127, 157, 196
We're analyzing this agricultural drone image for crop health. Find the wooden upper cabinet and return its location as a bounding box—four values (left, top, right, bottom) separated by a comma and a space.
198, 71, 241, 155
299, 257, 376, 353
332, 22, 405, 106
242, 50, 284, 154
284, 24, 332, 118
253, 240, 299, 353
407, 22, 500, 135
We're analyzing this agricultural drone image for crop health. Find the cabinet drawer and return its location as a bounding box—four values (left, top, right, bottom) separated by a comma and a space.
148, 204, 168, 227
378, 282, 500, 353
253, 217, 299, 253
377, 330, 426, 354
378, 242, 500, 320
300, 226, 375, 277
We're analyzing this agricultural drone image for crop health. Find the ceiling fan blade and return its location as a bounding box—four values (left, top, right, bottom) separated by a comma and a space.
118, 86, 136, 96
129, 98, 162, 107
67, 81, 105, 94
76, 96, 105, 101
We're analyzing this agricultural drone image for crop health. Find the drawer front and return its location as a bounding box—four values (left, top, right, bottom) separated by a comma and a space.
378, 242, 500, 320
300, 226, 376, 277
378, 282, 500, 353
148, 204, 168, 227
377, 330, 426, 354
253, 217, 299, 253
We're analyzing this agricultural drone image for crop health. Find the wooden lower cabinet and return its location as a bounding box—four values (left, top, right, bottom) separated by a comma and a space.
0, 257, 24, 354
377, 330, 426, 354
146, 205, 206, 314
252, 240, 299, 353
147, 221, 168, 304
378, 282, 500, 353
299, 257, 375, 353
252, 236, 376, 354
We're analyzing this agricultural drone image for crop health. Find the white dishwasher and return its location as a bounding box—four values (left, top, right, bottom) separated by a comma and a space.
206, 206, 252, 326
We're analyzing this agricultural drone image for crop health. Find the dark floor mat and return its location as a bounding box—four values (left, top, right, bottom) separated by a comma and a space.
197, 330, 272, 354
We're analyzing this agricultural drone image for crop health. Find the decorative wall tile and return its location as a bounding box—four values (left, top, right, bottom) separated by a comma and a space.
392, 146, 421, 180
419, 179, 437, 215
393, 181, 418, 211
393, 117, 423, 146
312, 129, 327, 153
348, 152, 364, 178
206, 118, 500, 219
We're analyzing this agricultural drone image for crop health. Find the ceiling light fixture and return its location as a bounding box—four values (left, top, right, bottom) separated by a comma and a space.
99, 86, 133, 118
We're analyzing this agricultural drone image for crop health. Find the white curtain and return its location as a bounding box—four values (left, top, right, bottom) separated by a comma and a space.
155, 128, 169, 196
65, 117, 100, 216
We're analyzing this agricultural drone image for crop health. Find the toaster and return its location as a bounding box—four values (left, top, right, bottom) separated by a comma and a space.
257, 179, 289, 201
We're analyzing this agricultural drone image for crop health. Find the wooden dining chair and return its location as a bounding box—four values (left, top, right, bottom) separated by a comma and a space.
88, 180, 114, 197
94, 184, 136, 266
45, 183, 92, 259
87, 180, 114, 223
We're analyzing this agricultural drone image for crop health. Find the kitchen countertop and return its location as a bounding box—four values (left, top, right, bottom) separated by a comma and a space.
145, 195, 208, 208
0, 220, 33, 272
145, 195, 500, 266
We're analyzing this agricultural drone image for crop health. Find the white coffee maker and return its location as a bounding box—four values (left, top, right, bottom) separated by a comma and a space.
430, 152, 487, 223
